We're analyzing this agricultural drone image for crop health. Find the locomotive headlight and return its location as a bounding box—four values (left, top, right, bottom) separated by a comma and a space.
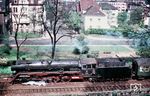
139, 67, 143, 72
139, 66, 150, 73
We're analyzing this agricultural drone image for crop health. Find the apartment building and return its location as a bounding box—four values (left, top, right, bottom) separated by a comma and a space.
10, 0, 46, 33
107, 2, 127, 12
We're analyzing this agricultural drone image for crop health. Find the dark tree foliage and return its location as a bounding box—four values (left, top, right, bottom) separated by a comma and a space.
117, 12, 127, 27
129, 7, 144, 25
133, 28, 150, 57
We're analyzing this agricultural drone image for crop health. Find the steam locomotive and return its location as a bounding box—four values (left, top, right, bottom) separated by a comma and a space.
11, 58, 150, 83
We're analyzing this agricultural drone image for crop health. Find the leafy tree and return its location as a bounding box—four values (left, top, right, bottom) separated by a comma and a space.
41, 0, 74, 59
67, 11, 81, 33
129, 7, 144, 26
117, 12, 127, 27
133, 28, 150, 57
73, 35, 89, 54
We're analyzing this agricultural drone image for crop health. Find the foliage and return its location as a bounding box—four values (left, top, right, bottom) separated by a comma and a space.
137, 47, 150, 57
119, 24, 135, 38
132, 28, 150, 57
0, 66, 12, 74
85, 29, 123, 37
73, 35, 89, 54
129, 7, 144, 26
66, 11, 81, 32
42, 0, 73, 59
117, 12, 128, 27
0, 44, 12, 57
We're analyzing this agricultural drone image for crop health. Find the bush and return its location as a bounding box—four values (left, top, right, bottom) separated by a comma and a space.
73, 48, 80, 54
73, 46, 89, 54
85, 29, 107, 35
73, 35, 89, 55
0, 44, 12, 56
85, 29, 123, 37
137, 47, 150, 57
82, 46, 89, 54
0, 66, 12, 74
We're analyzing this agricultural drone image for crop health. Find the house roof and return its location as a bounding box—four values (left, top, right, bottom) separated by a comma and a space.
79, 0, 95, 11
84, 5, 105, 16
100, 3, 118, 10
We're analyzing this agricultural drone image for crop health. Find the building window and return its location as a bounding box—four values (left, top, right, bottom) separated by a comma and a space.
13, 7, 17, 13
98, 18, 101, 21
90, 18, 92, 21
14, 0, 17, 4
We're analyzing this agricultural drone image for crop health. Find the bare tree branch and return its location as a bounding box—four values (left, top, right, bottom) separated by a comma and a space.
12, 4, 29, 60
19, 36, 27, 48
56, 34, 72, 44
56, 24, 63, 35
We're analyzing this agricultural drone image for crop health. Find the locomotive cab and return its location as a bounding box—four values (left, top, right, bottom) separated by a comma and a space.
80, 58, 97, 78
134, 58, 150, 79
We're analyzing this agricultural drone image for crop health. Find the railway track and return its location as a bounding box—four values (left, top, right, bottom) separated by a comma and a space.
1, 79, 150, 96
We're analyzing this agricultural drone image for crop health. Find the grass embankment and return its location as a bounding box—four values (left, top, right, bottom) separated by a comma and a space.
1, 45, 132, 60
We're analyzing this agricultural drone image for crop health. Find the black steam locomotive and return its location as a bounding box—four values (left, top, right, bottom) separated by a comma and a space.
11, 58, 150, 83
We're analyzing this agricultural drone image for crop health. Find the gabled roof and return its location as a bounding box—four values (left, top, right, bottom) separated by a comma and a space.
100, 3, 118, 10
79, 0, 95, 12
84, 5, 105, 16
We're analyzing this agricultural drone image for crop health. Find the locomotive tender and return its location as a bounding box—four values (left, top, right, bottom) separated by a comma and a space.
11, 58, 150, 83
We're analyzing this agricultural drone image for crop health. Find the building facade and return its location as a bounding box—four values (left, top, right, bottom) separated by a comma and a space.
10, 0, 46, 33
83, 5, 111, 30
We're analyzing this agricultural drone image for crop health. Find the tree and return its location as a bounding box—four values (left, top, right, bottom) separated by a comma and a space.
73, 35, 89, 54
41, 0, 74, 59
66, 11, 81, 34
129, 7, 144, 26
117, 11, 128, 27
12, 5, 28, 60
133, 28, 150, 57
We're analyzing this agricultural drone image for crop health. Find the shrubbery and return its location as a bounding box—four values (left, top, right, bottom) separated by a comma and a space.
84, 27, 139, 38
0, 66, 12, 74
73, 35, 89, 55
85, 28, 124, 37
137, 47, 150, 57
73, 46, 89, 54
0, 44, 12, 56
